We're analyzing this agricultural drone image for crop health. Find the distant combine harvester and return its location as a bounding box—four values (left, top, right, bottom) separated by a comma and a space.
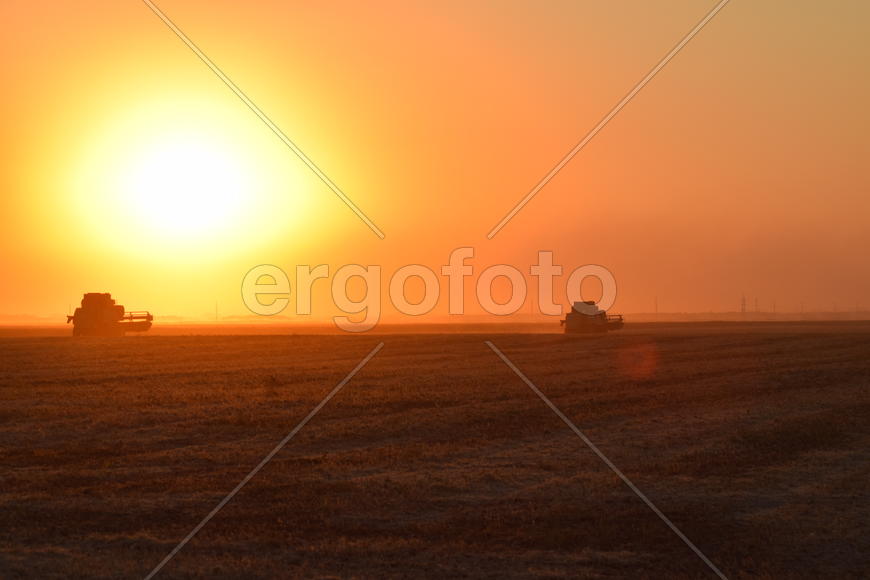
66, 293, 153, 337
561, 300, 624, 334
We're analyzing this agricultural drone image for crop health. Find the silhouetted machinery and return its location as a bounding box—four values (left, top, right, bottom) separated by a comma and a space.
561, 300, 624, 334
66, 293, 153, 336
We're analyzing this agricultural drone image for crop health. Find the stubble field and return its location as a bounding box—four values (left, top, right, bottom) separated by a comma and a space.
1, 322, 868, 579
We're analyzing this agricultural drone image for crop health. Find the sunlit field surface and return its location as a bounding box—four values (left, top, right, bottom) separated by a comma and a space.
1, 322, 868, 579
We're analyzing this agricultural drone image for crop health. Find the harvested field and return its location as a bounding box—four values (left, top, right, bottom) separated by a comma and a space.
1, 322, 868, 578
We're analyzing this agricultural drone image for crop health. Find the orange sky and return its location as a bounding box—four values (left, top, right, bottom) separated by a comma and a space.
2, 0, 869, 322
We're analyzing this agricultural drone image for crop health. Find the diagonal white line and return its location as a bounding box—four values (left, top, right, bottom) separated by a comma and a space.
141, 0, 385, 239
143, 342, 384, 580
487, 0, 731, 239
485, 341, 729, 580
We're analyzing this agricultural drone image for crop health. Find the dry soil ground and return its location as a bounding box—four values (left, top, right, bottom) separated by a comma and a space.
1, 322, 868, 579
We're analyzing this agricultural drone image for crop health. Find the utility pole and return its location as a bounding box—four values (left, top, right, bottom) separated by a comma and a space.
740, 295, 746, 314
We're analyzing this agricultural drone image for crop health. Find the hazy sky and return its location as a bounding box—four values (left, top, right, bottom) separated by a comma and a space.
2, 1, 868, 320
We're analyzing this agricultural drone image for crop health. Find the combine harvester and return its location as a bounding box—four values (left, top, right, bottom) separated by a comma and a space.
561, 300, 624, 334
66, 293, 153, 337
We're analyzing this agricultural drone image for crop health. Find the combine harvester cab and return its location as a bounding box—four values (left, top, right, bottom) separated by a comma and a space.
561, 300, 624, 334
66, 293, 153, 337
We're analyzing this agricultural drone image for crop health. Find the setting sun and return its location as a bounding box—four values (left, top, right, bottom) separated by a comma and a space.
119, 136, 249, 237
64, 95, 315, 261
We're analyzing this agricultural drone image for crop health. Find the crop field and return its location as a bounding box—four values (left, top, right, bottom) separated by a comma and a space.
1, 322, 868, 579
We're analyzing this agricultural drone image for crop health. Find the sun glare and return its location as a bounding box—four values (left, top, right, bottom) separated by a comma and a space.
69, 97, 314, 261
121, 139, 247, 237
